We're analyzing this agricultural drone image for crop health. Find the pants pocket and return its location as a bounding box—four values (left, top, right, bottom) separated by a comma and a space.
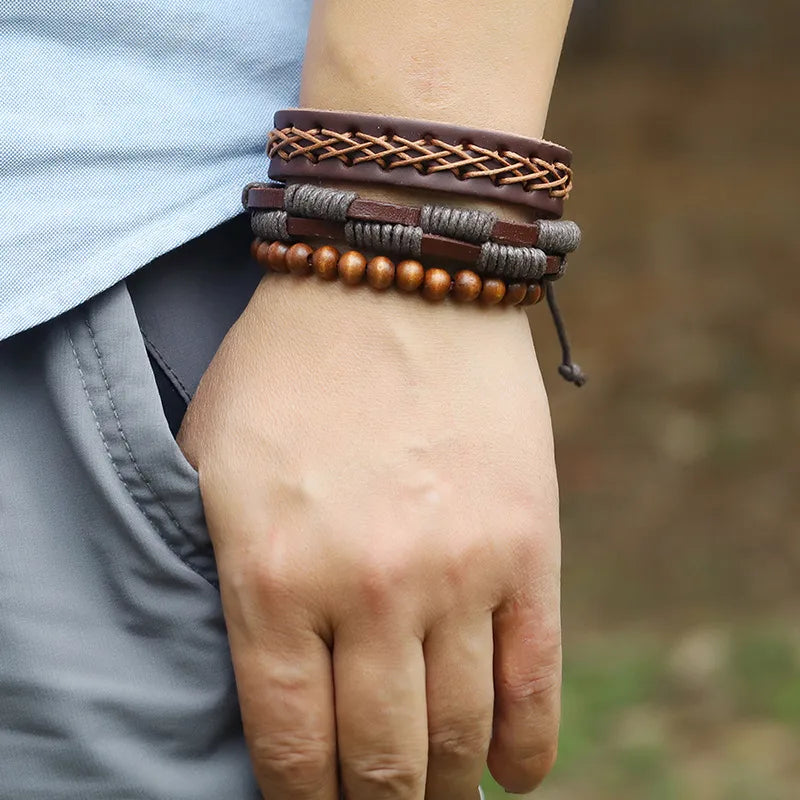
61, 281, 217, 586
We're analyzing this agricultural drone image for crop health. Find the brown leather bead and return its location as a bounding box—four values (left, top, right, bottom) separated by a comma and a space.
422, 268, 452, 302
480, 278, 507, 305
521, 282, 544, 306
286, 242, 313, 275
338, 250, 368, 285
366, 256, 396, 290
312, 245, 340, 281
395, 259, 425, 292
264, 240, 289, 272
502, 283, 528, 306
452, 270, 482, 302
250, 237, 262, 261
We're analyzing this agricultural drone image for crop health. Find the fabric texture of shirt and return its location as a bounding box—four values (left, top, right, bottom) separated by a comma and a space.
0, 0, 310, 341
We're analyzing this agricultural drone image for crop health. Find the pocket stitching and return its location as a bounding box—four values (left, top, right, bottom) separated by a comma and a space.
68, 318, 217, 589
140, 328, 192, 404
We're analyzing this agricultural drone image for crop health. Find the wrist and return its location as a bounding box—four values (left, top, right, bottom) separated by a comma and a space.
243, 272, 538, 382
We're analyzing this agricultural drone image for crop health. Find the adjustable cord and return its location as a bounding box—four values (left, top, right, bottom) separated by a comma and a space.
545, 280, 586, 387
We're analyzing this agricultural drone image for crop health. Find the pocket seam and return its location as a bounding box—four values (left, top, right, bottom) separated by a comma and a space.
68, 317, 217, 589
140, 327, 192, 404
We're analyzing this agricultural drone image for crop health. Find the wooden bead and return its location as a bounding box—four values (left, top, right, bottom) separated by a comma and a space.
312, 245, 340, 281
255, 240, 271, 268
250, 237, 262, 261
366, 256, 396, 290
263, 240, 289, 272
503, 283, 528, 306
422, 268, 452, 302
395, 259, 425, 292
338, 250, 368, 285
480, 278, 507, 305
452, 270, 482, 302
286, 242, 313, 275
521, 283, 544, 306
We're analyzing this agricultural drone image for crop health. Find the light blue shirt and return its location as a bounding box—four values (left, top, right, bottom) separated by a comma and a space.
0, 1, 310, 340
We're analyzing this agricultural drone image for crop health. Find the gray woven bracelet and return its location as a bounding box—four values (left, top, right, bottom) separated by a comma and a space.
243, 182, 581, 251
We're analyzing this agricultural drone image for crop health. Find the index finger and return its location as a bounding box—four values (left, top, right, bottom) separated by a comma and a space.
219, 574, 339, 800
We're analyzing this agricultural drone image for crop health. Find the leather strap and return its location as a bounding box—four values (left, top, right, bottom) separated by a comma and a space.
251, 215, 565, 278
246, 184, 557, 248
267, 109, 572, 219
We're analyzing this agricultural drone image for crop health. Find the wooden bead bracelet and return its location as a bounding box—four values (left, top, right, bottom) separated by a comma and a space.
250, 237, 546, 307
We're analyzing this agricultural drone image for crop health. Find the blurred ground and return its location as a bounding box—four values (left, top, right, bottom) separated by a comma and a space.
485, 1, 800, 797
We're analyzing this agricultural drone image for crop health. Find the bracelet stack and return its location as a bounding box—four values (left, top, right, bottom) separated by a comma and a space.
247, 108, 586, 386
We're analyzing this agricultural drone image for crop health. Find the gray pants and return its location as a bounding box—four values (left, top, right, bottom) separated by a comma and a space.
0, 274, 258, 796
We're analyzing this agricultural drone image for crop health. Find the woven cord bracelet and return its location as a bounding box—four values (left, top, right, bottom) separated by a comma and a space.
250, 210, 562, 283
243, 183, 581, 251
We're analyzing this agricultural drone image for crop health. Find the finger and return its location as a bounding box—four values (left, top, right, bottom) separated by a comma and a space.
423, 614, 494, 800
219, 574, 338, 800
487, 578, 562, 794
334, 619, 428, 799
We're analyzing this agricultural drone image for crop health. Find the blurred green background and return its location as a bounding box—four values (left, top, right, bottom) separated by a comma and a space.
485, 1, 800, 797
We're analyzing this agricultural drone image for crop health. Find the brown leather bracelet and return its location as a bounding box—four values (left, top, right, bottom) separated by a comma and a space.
244, 184, 579, 250
267, 109, 573, 219
251, 212, 565, 279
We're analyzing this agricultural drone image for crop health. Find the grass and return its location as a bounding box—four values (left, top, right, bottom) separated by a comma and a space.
480, 625, 800, 800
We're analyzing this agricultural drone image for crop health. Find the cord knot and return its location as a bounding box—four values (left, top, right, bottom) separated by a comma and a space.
545, 281, 587, 388
558, 362, 587, 387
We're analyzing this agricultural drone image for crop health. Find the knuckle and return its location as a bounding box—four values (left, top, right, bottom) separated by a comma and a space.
512, 526, 541, 557
498, 621, 563, 705
440, 538, 494, 592
429, 720, 491, 764
345, 753, 425, 791
249, 560, 302, 603
508, 527, 555, 572
355, 555, 414, 610
499, 659, 562, 703
250, 732, 332, 789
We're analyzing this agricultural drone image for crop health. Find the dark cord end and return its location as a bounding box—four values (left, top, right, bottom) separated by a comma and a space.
558, 362, 587, 387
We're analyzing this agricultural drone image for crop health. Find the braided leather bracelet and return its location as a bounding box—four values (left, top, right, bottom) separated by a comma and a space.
267, 109, 573, 218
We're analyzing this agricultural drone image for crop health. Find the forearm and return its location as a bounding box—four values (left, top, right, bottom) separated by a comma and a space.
298, 0, 573, 225
301, 0, 573, 140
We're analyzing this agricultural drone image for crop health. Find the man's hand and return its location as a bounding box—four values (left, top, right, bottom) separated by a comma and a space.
178, 275, 562, 798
